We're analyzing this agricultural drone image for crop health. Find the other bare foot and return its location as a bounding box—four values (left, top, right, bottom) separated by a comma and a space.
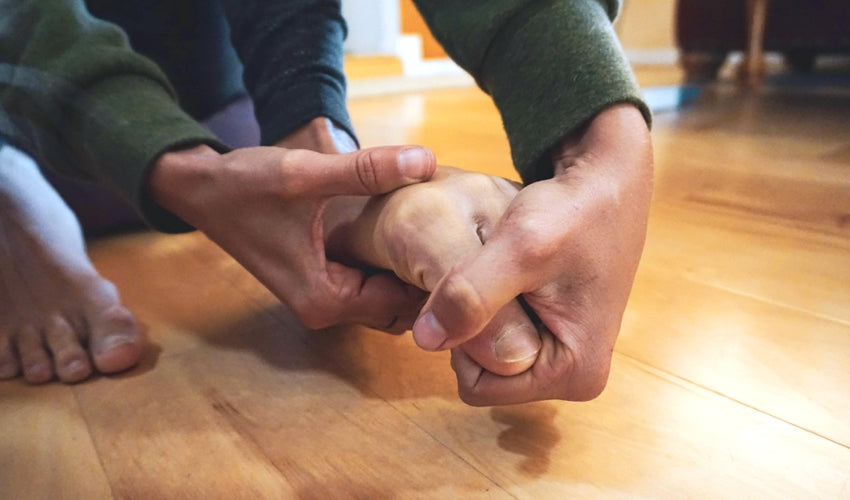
0, 145, 142, 384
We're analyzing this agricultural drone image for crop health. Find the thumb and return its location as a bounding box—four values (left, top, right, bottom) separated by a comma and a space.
287, 145, 436, 196
412, 237, 529, 351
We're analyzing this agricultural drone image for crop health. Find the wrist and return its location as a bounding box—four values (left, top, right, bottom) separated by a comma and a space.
550, 104, 652, 180
147, 143, 220, 223
274, 117, 357, 154
547, 103, 654, 226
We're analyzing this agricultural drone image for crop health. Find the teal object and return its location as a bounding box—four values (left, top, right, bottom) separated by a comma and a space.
642, 86, 701, 113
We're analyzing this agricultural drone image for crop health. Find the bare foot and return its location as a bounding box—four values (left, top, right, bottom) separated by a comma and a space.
0, 145, 142, 384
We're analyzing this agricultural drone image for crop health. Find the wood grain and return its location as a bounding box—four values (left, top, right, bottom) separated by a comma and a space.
2, 73, 849, 498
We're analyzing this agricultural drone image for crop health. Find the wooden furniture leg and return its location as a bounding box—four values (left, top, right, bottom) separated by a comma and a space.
744, 0, 770, 86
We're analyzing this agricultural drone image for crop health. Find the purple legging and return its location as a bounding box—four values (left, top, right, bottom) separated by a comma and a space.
44, 95, 260, 237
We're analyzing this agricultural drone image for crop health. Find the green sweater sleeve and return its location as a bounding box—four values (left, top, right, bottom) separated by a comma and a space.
0, 0, 226, 232
411, 0, 651, 183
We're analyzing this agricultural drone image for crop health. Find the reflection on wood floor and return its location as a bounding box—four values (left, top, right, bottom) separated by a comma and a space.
2, 72, 849, 497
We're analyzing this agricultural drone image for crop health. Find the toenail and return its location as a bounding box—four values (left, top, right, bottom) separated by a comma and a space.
94, 335, 135, 355
26, 362, 48, 375
66, 359, 86, 374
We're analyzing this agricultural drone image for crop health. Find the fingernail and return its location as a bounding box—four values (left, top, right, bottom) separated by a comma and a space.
412, 311, 448, 351
398, 147, 431, 180
494, 328, 541, 363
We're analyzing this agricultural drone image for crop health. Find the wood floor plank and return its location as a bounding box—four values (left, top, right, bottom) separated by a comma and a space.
5, 72, 850, 498
75, 309, 507, 498
285, 321, 850, 498
641, 203, 849, 324
620, 262, 850, 446
81, 234, 505, 498
349, 89, 520, 183
73, 355, 297, 498
87, 231, 274, 359
0, 382, 112, 499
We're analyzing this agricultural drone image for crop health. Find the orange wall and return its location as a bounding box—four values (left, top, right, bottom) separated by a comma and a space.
616, 0, 677, 50
399, 0, 447, 59
399, 0, 676, 59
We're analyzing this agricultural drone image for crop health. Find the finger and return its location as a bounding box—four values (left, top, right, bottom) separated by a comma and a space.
335, 268, 429, 334
383, 196, 539, 374
450, 329, 564, 406
458, 300, 540, 377
291, 261, 427, 333
284, 146, 436, 197
412, 234, 529, 351
452, 326, 612, 406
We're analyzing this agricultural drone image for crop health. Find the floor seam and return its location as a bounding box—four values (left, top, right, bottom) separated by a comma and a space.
615, 351, 850, 452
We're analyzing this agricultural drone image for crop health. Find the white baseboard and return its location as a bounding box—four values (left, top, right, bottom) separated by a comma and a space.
625, 49, 680, 66
346, 34, 474, 98
396, 34, 469, 77
348, 73, 474, 99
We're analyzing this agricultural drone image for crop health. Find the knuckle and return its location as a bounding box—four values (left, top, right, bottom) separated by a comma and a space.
511, 218, 559, 264
290, 294, 338, 330
550, 349, 611, 402
465, 172, 500, 194
296, 309, 335, 330
45, 315, 74, 342
276, 149, 310, 196
438, 271, 489, 328
457, 387, 489, 407
565, 368, 610, 401
355, 150, 382, 192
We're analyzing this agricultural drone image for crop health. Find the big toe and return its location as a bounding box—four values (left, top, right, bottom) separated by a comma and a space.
89, 305, 142, 374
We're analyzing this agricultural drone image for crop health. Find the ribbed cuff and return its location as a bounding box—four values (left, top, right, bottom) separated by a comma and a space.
68, 74, 228, 233
257, 78, 358, 148
479, 0, 651, 183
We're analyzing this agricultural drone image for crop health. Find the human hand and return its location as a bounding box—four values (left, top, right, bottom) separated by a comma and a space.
411, 104, 654, 405
324, 166, 542, 376
147, 141, 436, 332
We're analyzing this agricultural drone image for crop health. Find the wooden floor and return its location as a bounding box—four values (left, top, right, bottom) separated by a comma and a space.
2, 72, 850, 498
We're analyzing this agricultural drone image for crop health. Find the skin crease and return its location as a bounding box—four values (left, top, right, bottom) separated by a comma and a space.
147, 120, 438, 334
0, 145, 143, 384
149, 104, 653, 406
323, 166, 543, 377
0, 118, 434, 385
150, 117, 542, 378
410, 104, 654, 405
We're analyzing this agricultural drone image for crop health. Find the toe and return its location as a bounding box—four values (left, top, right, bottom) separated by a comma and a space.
16, 326, 53, 384
45, 315, 92, 383
0, 333, 20, 379
89, 305, 142, 374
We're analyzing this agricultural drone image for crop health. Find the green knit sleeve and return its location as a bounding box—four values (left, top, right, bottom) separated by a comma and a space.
411, 0, 650, 183
0, 0, 226, 232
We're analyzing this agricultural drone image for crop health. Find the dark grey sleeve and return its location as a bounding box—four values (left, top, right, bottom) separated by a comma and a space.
219, 0, 357, 146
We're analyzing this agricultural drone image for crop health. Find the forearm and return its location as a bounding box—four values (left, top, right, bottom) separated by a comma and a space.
275, 117, 357, 154
146, 144, 223, 229
0, 0, 224, 233
219, 0, 356, 147
411, 0, 650, 182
